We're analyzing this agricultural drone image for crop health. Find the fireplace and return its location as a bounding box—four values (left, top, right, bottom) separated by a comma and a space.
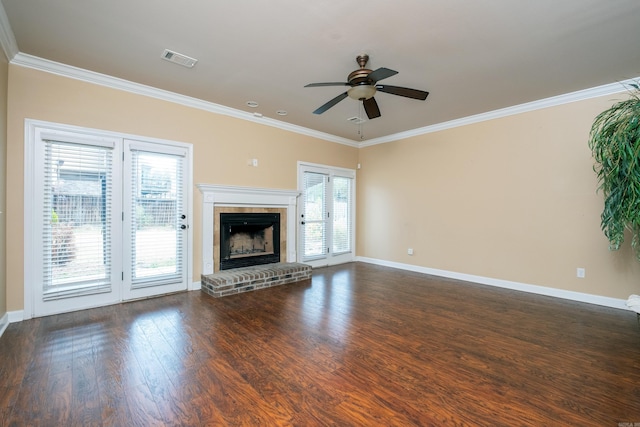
219, 212, 280, 270
197, 184, 300, 276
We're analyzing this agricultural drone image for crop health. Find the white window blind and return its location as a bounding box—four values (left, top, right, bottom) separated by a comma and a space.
129, 150, 184, 288
42, 140, 113, 300
303, 171, 327, 259
332, 176, 352, 254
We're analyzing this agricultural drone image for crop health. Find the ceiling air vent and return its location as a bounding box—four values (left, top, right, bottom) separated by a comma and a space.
161, 49, 198, 68
347, 116, 367, 125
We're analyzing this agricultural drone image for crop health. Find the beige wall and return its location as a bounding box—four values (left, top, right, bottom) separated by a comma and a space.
6, 62, 638, 313
0, 54, 7, 318
6, 65, 358, 312
357, 94, 640, 299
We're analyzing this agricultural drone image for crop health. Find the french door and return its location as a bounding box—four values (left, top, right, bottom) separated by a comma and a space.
298, 162, 355, 268
122, 140, 189, 301
26, 123, 191, 317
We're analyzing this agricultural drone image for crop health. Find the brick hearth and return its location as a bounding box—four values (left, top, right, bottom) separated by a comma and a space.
201, 262, 312, 298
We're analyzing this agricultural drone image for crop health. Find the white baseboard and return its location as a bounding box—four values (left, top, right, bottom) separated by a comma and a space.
356, 257, 628, 311
8, 310, 25, 323
3, 283, 201, 327
0, 312, 8, 338
7, 261, 624, 330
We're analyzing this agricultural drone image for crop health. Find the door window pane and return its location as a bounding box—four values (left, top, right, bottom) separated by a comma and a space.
43, 141, 113, 300
332, 176, 352, 254
129, 150, 183, 286
303, 172, 327, 259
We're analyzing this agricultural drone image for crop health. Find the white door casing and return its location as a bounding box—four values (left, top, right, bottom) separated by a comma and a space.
24, 120, 193, 318
297, 162, 356, 268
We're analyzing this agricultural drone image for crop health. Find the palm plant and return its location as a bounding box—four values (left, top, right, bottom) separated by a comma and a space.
588, 83, 640, 258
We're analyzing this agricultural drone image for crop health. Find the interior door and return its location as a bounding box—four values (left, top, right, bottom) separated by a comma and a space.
298, 163, 355, 268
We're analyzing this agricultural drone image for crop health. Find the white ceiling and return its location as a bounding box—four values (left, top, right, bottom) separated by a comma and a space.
2, 0, 640, 142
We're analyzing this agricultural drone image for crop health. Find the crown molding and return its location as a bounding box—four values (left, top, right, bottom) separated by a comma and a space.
10, 53, 360, 148
9, 51, 638, 149
0, 2, 18, 61
359, 78, 638, 147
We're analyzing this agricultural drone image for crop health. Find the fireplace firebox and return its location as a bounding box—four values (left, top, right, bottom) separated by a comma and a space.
219, 213, 281, 270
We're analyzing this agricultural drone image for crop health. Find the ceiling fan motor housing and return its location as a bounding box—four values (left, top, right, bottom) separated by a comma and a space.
347, 68, 376, 100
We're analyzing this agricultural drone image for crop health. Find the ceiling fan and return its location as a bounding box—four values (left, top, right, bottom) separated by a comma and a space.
305, 54, 429, 120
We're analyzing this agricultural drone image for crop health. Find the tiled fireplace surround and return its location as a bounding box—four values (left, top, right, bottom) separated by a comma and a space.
197, 184, 311, 297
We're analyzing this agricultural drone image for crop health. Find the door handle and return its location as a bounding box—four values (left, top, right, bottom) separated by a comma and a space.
180, 224, 187, 230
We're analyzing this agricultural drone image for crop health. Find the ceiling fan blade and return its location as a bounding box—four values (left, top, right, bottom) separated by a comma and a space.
313, 92, 349, 114
376, 85, 429, 100
363, 97, 381, 119
367, 67, 398, 83
305, 82, 350, 87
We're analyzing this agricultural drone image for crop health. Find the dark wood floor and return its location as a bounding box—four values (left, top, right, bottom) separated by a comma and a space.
2, 262, 640, 426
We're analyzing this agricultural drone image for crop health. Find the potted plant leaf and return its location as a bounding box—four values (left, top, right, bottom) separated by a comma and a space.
588, 83, 640, 257
589, 83, 640, 315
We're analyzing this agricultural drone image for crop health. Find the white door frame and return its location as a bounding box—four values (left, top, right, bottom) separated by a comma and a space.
122, 139, 190, 301
23, 119, 194, 319
297, 161, 356, 268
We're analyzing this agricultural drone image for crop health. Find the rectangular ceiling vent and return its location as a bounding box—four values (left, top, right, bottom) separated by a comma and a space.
347, 116, 367, 125
161, 49, 198, 68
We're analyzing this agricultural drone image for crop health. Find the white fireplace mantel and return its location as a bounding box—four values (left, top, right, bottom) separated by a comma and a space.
197, 184, 300, 275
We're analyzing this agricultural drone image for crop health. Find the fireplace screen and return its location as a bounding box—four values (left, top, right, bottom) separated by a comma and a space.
219, 213, 280, 270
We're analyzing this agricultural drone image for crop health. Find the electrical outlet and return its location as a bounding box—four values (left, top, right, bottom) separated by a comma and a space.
576, 268, 585, 278
407, 248, 414, 255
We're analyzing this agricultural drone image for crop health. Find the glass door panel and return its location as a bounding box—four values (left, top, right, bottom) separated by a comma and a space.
29, 125, 191, 318
298, 164, 355, 268
302, 171, 328, 260
332, 176, 352, 255
123, 141, 188, 300
34, 137, 121, 316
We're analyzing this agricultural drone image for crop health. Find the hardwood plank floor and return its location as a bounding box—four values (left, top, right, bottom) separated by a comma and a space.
2, 262, 640, 426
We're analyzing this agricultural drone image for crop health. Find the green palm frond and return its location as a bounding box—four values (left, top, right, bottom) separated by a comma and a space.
588, 84, 640, 258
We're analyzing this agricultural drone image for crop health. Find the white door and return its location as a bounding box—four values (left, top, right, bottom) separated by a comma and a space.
123, 140, 189, 300
27, 125, 191, 317
298, 163, 355, 268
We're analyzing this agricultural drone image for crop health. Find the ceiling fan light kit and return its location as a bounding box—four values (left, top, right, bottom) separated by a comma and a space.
305, 54, 429, 120
347, 84, 376, 100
